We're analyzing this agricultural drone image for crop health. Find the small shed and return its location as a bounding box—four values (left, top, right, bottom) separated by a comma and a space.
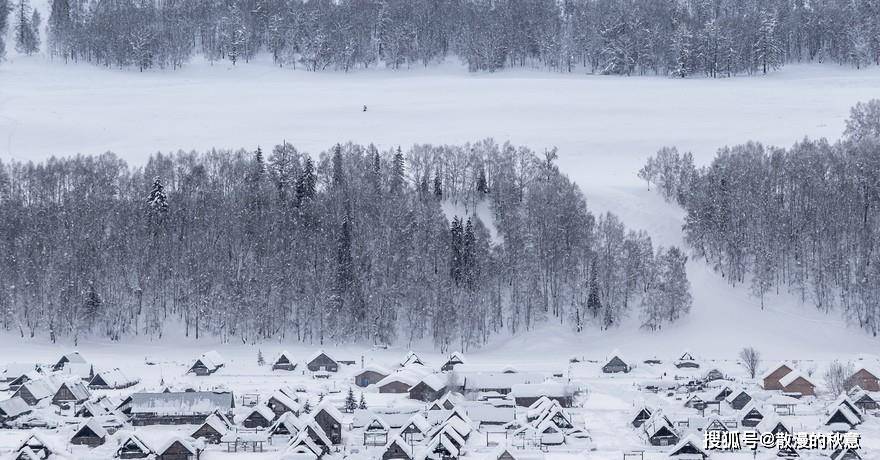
354, 364, 390, 387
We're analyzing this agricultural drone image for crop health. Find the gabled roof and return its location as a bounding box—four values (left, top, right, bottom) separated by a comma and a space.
823, 405, 860, 427
401, 413, 431, 434
268, 390, 300, 412
200, 413, 231, 435
400, 351, 424, 367
57, 352, 88, 366
761, 362, 795, 380
831, 394, 863, 420
202, 351, 225, 367
510, 381, 572, 398
725, 389, 751, 403
274, 350, 294, 363
287, 429, 322, 456
0, 397, 31, 417
669, 434, 708, 457
158, 436, 198, 455
89, 368, 137, 388
115, 431, 155, 455
414, 374, 447, 392
365, 414, 391, 431
779, 370, 815, 388
300, 418, 333, 446
73, 418, 109, 439
237, 404, 276, 424
56, 381, 91, 400
426, 432, 460, 457
306, 350, 336, 365
357, 363, 392, 376
313, 400, 344, 423
17, 376, 62, 401
756, 414, 791, 434
270, 411, 301, 434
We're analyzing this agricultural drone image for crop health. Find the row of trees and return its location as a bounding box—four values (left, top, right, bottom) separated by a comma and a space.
0, 0, 41, 59
0, 139, 691, 348
38, 0, 880, 74
640, 100, 880, 336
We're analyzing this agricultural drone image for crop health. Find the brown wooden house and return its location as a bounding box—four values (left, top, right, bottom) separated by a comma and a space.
849, 367, 880, 392
762, 362, 795, 391
602, 355, 630, 373
779, 371, 816, 396
240, 405, 275, 429
52, 381, 91, 408
192, 414, 229, 444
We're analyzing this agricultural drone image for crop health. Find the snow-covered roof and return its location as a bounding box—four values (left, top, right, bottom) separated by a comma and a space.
0, 397, 30, 417
202, 350, 225, 366
268, 390, 300, 412
466, 404, 515, 424
57, 352, 88, 366
823, 405, 860, 427
201, 413, 231, 434
313, 400, 344, 423
157, 436, 199, 455
377, 368, 428, 388
128, 391, 234, 415
74, 418, 109, 439
402, 413, 431, 433
90, 368, 137, 388
415, 373, 446, 391
778, 370, 815, 388
669, 433, 708, 458
306, 350, 336, 365
57, 381, 91, 401
357, 363, 392, 376
460, 372, 542, 391
114, 431, 156, 455
510, 381, 572, 398
400, 351, 425, 367
760, 361, 795, 380
270, 411, 301, 435
236, 404, 276, 424
18, 376, 61, 400
3, 363, 37, 378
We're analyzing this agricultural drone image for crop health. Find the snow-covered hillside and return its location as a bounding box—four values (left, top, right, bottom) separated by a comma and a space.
1, 57, 880, 357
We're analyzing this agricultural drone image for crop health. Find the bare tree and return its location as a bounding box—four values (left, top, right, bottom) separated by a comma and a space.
824, 360, 855, 396
739, 347, 761, 379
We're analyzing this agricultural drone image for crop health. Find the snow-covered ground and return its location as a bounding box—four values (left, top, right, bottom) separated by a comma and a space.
3, 56, 879, 358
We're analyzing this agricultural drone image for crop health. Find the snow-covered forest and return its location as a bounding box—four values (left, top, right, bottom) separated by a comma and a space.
0, 140, 691, 348
0, 0, 876, 74
639, 100, 880, 337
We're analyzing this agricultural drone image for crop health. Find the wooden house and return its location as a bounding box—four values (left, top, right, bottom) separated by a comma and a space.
739, 404, 764, 428
441, 352, 465, 372
669, 434, 709, 459
511, 382, 573, 407
121, 391, 234, 426
313, 401, 344, 444
52, 380, 91, 408
849, 367, 880, 392
192, 414, 230, 444
116, 433, 156, 459
824, 405, 861, 431
643, 412, 678, 446
779, 371, 816, 396
400, 351, 424, 368
7, 372, 38, 391
286, 431, 323, 458
631, 407, 652, 428
272, 351, 297, 371
703, 369, 724, 382
267, 390, 300, 417
383, 435, 413, 460
602, 354, 630, 373
89, 368, 138, 389
674, 351, 700, 369
364, 414, 391, 446
0, 397, 31, 425
269, 412, 301, 438
14, 377, 60, 406
53, 352, 88, 371
724, 390, 752, 410
306, 351, 339, 372
409, 374, 448, 402
354, 364, 390, 388
157, 437, 200, 460
400, 414, 430, 443
71, 418, 108, 447
15, 433, 57, 460
852, 390, 878, 411
762, 362, 795, 391
239, 405, 276, 429
186, 351, 224, 376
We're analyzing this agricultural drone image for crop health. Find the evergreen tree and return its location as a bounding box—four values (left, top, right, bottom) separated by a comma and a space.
0, 0, 10, 61
476, 168, 489, 195
14, 0, 38, 55
344, 386, 356, 412
358, 392, 367, 409
257, 349, 265, 366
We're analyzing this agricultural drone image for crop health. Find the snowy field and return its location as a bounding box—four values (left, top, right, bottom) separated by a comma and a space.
2, 57, 880, 359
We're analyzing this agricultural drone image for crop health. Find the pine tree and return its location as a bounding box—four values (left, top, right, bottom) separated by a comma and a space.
0, 0, 10, 62
586, 259, 602, 317
433, 171, 443, 199
257, 349, 265, 366
147, 177, 169, 214
14, 0, 38, 55
344, 387, 356, 412
358, 392, 367, 409
390, 146, 405, 195
295, 157, 316, 203
476, 169, 489, 195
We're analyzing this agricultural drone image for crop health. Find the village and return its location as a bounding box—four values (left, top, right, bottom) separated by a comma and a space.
0, 348, 876, 460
